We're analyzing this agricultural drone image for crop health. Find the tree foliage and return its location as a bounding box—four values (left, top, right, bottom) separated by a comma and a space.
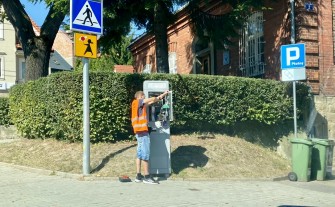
1, 0, 68, 80
129, 0, 270, 72
0, 0, 134, 81
102, 34, 133, 65
75, 34, 133, 72
189, 0, 270, 48
0, 0, 272, 81
130, 0, 192, 73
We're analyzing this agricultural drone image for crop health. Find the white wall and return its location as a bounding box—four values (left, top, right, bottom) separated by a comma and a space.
0, 17, 17, 90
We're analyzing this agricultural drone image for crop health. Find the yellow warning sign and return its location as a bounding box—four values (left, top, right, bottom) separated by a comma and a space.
74, 32, 97, 58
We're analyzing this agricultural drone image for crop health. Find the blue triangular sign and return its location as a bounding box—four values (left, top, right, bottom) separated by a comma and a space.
70, 0, 103, 34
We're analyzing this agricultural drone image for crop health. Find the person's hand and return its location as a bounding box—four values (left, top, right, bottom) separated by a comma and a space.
163, 90, 169, 96
158, 90, 170, 100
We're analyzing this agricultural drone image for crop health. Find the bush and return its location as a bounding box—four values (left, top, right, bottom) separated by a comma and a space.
8, 72, 309, 142
150, 74, 309, 132
0, 97, 11, 126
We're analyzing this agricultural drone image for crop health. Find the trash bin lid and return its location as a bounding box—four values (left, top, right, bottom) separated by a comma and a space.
311, 138, 331, 146
290, 138, 313, 145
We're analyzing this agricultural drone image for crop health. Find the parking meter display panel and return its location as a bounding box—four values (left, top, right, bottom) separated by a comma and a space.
148, 92, 165, 122
147, 92, 172, 132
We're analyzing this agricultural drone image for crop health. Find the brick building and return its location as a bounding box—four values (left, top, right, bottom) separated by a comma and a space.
129, 0, 335, 138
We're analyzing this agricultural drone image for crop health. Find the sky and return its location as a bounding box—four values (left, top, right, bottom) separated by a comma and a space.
21, 0, 48, 27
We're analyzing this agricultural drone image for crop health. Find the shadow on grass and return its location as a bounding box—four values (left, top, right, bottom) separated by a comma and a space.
91, 144, 137, 173
171, 145, 208, 174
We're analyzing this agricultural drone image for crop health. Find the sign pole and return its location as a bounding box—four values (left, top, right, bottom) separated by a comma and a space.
70, 0, 102, 175
293, 81, 297, 138
83, 57, 90, 175
290, 0, 297, 138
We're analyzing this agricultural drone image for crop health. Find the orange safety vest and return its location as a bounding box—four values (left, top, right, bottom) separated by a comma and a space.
131, 99, 148, 133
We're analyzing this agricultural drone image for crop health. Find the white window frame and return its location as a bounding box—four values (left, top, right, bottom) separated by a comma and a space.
168, 52, 177, 74
0, 56, 4, 79
18, 58, 26, 82
239, 11, 265, 77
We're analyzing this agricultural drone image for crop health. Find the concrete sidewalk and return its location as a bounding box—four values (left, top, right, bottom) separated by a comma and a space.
1, 163, 335, 207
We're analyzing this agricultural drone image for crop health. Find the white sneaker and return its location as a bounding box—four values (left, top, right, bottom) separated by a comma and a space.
143, 177, 159, 184
134, 174, 144, 183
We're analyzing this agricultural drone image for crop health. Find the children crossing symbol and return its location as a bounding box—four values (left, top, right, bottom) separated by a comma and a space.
84, 39, 93, 55
74, 33, 97, 59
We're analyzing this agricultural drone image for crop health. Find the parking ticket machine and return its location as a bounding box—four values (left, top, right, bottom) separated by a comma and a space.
143, 80, 173, 176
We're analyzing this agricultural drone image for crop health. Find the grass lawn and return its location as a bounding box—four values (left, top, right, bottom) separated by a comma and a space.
0, 134, 291, 179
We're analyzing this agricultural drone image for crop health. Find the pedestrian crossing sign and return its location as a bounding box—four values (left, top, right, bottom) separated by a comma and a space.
70, 0, 103, 35
74, 32, 97, 58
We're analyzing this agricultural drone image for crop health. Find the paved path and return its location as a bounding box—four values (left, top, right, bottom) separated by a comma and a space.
1, 163, 335, 207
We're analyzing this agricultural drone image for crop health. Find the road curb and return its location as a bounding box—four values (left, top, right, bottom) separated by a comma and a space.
0, 161, 289, 182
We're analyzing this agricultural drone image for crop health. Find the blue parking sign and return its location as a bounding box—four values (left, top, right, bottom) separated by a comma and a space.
281, 43, 306, 69
281, 43, 306, 81
70, 0, 103, 35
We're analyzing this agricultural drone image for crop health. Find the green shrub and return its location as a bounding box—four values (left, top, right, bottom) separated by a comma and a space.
8, 72, 309, 142
149, 74, 309, 132
0, 97, 11, 126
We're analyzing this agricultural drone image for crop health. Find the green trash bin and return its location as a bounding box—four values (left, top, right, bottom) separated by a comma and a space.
310, 138, 330, 181
289, 138, 313, 182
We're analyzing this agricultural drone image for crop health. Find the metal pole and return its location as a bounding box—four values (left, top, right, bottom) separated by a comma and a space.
293, 81, 297, 138
290, 0, 297, 138
83, 58, 90, 175
290, 0, 295, 45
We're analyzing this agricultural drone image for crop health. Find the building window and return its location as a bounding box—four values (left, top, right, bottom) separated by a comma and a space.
223, 50, 230, 65
168, 42, 177, 74
143, 64, 152, 73
142, 55, 153, 73
168, 52, 177, 74
239, 11, 265, 77
0, 56, 4, 79
19, 58, 26, 82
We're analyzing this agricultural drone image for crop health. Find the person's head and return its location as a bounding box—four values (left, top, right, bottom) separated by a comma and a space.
134, 91, 145, 99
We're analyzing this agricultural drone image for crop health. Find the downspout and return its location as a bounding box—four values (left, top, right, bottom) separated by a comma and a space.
210, 41, 215, 75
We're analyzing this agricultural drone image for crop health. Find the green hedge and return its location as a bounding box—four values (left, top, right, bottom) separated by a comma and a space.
158, 74, 309, 132
8, 72, 309, 142
0, 97, 11, 126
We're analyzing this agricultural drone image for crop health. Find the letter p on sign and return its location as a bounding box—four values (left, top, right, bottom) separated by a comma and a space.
286, 47, 300, 66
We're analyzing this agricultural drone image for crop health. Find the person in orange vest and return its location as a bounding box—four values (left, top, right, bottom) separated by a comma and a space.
131, 90, 169, 184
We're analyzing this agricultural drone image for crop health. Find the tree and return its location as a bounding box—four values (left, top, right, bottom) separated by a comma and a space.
102, 34, 133, 66
1, 0, 68, 81
189, 0, 269, 48
75, 34, 133, 72
1, 0, 268, 81
0, 0, 133, 81
131, 0, 191, 73
131, 0, 269, 73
